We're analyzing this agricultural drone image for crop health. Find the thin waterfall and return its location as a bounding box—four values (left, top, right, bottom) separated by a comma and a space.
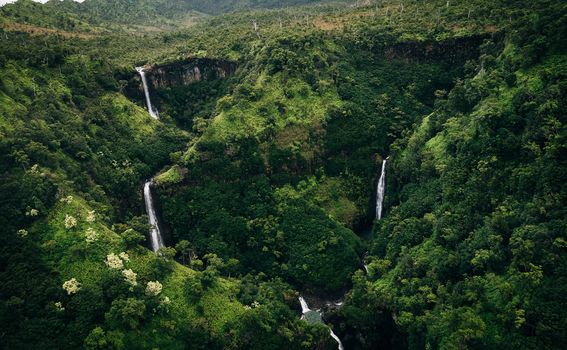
143, 180, 164, 252
298, 296, 344, 350
299, 296, 310, 314
375, 158, 388, 220
329, 330, 344, 350
136, 66, 158, 119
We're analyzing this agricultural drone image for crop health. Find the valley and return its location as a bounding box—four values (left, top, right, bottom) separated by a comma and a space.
1, 0, 566, 349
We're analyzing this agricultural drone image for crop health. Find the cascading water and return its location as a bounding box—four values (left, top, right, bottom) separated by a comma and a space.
136, 66, 158, 119
329, 331, 344, 350
298, 296, 344, 350
375, 158, 388, 220
143, 180, 165, 252
299, 296, 310, 314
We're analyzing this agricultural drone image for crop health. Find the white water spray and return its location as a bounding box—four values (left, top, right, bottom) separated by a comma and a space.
330, 330, 344, 350
299, 296, 310, 314
298, 296, 344, 350
375, 158, 388, 220
143, 180, 164, 252
136, 66, 158, 119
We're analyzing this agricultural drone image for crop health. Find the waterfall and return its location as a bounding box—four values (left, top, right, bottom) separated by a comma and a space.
136, 66, 158, 119
298, 296, 344, 350
375, 158, 388, 220
299, 296, 310, 314
330, 330, 345, 350
143, 180, 164, 252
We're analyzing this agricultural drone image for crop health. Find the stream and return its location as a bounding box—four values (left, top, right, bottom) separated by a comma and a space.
299, 296, 344, 350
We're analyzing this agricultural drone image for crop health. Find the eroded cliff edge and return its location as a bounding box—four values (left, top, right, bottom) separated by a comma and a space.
122, 58, 238, 103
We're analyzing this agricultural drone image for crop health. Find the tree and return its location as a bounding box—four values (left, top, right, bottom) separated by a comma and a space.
155, 246, 177, 272
175, 239, 194, 265
105, 298, 146, 330
84, 327, 125, 350
121, 229, 145, 249
203, 253, 225, 272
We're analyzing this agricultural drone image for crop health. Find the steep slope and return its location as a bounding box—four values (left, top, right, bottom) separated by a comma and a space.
76, 0, 349, 18
344, 2, 567, 349
0, 0, 351, 32
154, 3, 493, 294
0, 31, 335, 350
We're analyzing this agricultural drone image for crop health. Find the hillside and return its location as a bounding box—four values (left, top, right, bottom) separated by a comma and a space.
76, 0, 345, 17
1, 0, 566, 349
0, 0, 350, 32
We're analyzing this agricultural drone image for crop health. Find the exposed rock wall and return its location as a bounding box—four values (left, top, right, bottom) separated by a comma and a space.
145, 58, 237, 89
381, 34, 492, 65
123, 58, 237, 102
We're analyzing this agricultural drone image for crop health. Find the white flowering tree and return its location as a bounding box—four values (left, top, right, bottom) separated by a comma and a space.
85, 227, 99, 243
26, 208, 39, 217
119, 252, 130, 262
122, 269, 137, 286
54, 301, 65, 311
86, 210, 96, 223
62, 278, 81, 295
60, 195, 74, 204
145, 281, 162, 296
105, 253, 124, 269
64, 214, 77, 229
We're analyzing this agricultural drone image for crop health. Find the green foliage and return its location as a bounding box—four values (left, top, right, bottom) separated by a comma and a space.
154, 165, 186, 185
120, 229, 146, 249
1, 0, 566, 349
105, 298, 146, 329
303, 310, 323, 324
84, 327, 125, 350
275, 186, 362, 291
356, 3, 567, 348
0, 26, 330, 350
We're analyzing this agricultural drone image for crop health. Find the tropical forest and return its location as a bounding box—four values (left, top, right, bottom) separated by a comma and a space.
0, 0, 565, 349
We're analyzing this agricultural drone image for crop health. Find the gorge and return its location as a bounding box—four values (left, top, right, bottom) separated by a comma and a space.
1, 0, 565, 349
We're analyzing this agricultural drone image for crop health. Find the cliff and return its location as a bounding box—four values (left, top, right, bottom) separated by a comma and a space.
143, 58, 237, 89
381, 34, 495, 65
122, 58, 237, 102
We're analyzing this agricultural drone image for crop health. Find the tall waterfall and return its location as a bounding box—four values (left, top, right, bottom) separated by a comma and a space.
375, 158, 388, 220
143, 180, 164, 252
298, 296, 344, 350
136, 66, 158, 119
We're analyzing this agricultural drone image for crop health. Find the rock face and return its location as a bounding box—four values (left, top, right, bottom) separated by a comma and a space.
123, 58, 237, 103
144, 58, 237, 89
382, 34, 490, 65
